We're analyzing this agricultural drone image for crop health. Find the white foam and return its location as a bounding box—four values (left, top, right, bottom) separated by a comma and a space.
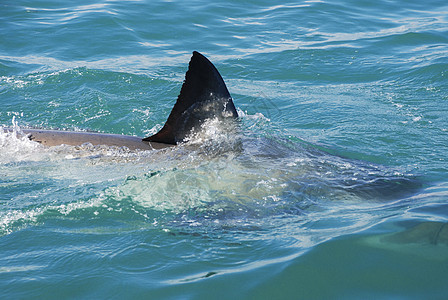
0, 117, 48, 163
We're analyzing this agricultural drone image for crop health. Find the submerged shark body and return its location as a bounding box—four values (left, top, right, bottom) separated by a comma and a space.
4, 51, 238, 150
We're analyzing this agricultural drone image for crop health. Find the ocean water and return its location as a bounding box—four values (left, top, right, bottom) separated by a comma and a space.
1, 0, 448, 298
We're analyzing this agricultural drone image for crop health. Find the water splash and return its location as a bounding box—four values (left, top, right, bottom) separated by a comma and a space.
0, 117, 47, 163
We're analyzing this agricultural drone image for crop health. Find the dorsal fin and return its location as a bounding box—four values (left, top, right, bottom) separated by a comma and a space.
143, 51, 238, 144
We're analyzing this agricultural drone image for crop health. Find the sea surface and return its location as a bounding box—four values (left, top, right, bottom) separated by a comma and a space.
1, 0, 448, 298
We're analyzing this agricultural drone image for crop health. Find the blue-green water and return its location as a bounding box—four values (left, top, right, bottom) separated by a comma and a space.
1, 0, 448, 298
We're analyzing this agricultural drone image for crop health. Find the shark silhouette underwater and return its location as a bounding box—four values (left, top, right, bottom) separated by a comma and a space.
4, 51, 238, 150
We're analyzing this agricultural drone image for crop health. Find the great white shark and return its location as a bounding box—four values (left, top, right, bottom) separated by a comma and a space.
4, 51, 238, 150
3, 51, 441, 247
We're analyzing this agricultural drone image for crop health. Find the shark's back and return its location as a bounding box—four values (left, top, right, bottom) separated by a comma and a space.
4, 52, 238, 150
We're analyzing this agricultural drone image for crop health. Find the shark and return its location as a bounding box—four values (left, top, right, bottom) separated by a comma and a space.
3, 51, 238, 150
3, 51, 436, 249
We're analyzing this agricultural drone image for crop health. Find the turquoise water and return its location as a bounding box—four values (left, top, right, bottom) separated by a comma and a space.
1, 0, 448, 298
